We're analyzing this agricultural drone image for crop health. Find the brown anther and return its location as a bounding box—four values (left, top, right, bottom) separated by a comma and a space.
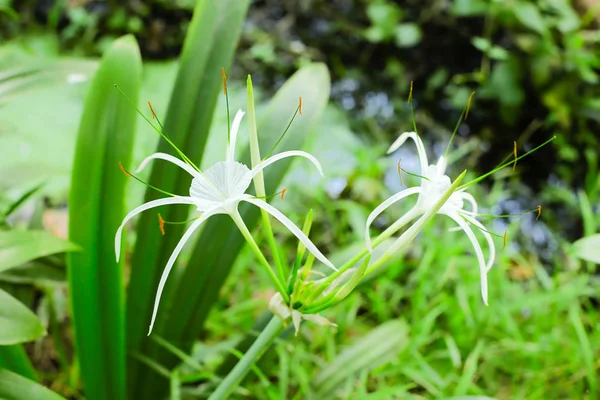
513, 141, 518, 171
408, 81, 414, 103
397, 160, 403, 186
465, 91, 475, 120
221, 67, 227, 95
118, 161, 132, 177
299, 97, 303, 115
158, 213, 165, 235
148, 101, 156, 120
536, 205, 542, 221
281, 188, 287, 200
503, 230, 507, 249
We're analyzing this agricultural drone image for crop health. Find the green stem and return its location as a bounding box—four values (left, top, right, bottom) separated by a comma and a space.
209, 316, 284, 400
231, 211, 290, 303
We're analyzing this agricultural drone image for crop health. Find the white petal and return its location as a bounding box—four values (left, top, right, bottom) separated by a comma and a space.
458, 192, 479, 215
268, 292, 291, 320
387, 131, 428, 174
365, 187, 420, 252
250, 150, 324, 178
461, 213, 496, 273
114, 196, 198, 262
136, 152, 200, 179
227, 110, 245, 163
445, 212, 489, 306
291, 310, 302, 336
303, 313, 338, 328
147, 207, 220, 335
241, 195, 337, 271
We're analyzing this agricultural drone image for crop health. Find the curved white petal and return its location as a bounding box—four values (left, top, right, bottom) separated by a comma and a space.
387, 131, 428, 174
365, 187, 421, 252
250, 150, 324, 178
444, 211, 489, 306
458, 192, 478, 215
461, 213, 496, 273
147, 206, 220, 335
115, 196, 198, 262
227, 110, 245, 162
136, 152, 200, 179
241, 195, 337, 271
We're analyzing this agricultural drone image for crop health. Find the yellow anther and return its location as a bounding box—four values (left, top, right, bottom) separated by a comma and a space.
408, 81, 414, 103
465, 91, 475, 120
536, 205, 542, 221
158, 213, 165, 235
118, 161, 132, 177
503, 230, 507, 249
221, 67, 227, 95
299, 97, 303, 115
148, 101, 156, 120
513, 141, 518, 171
281, 188, 288, 200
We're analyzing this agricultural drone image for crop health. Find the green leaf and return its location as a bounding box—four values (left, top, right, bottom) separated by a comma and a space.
394, 23, 422, 48
125, 1, 250, 397
0, 345, 37, 380
312, 320, 409, 396
571, 234, 600, 264
67, 35, 142, 400
0, 288, 45, 345
451, 0, 488, 16
513, 2, 548, 35
0, 230, 79, 274
0, 369, 66, 400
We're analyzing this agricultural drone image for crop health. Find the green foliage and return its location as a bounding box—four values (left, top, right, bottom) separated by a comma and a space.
0, 369, 66, 400
571, 234, 600, 264
0, 288, 45, 345
67, 34, 142, 400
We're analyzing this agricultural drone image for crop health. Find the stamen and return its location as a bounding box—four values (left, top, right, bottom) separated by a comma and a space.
221, 67, 227, 95
459, 136, 557, 190
513, 141, 518, 171
536, 205, 542, 220
299, 97, 303, 115
465, 91, 475, 120
281, 188, 287, 200
158, 213, 165, 235
119, 161, 132, 177
114, 84, 200, 172
117, 162, 178, 198
263, 102, 301, 160
503, 230, 507, 249
408, 81, 418, 134
399, 165, 429, 182
222, 67, 231, 143
408, 81, 413, 104
397, 160, 403, 186
463, 207, 541, 220
148, 101, 156, 120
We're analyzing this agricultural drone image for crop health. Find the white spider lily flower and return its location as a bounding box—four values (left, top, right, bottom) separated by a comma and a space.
365, 131, 495, 305
115, 110, 335, 334
268, 292, 337, 335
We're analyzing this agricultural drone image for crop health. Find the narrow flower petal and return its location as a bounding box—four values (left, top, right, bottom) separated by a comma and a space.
291, 310, 302, 336
445, 211, 489, 305
227, 110, 246, 163
461, 213, 496, 273
387, 131, 428, 174
250, 150, 324, 178
115, 196, 198, 262
241, 195, 337, 271
136, 152, 200, 179
458, 192, 478, 215
303, 313, 338, 328
147, 207, 220, 335
364, 187, 420, 252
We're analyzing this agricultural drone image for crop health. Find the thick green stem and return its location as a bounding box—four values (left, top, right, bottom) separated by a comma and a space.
231, 211, 290, 302
209, 316, 284, 400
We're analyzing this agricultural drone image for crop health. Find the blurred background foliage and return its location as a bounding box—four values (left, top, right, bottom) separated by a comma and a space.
0, 0, 599, 399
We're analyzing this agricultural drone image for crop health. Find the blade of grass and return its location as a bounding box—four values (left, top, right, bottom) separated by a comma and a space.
125, 1, 250, 397
67, 35, 142, 400
0, 369, 65, 400
0, 346, 37, 381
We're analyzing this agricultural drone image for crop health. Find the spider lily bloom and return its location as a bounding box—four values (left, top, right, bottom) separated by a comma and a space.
115, 109, 335, 334
365, 131, 495, 305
